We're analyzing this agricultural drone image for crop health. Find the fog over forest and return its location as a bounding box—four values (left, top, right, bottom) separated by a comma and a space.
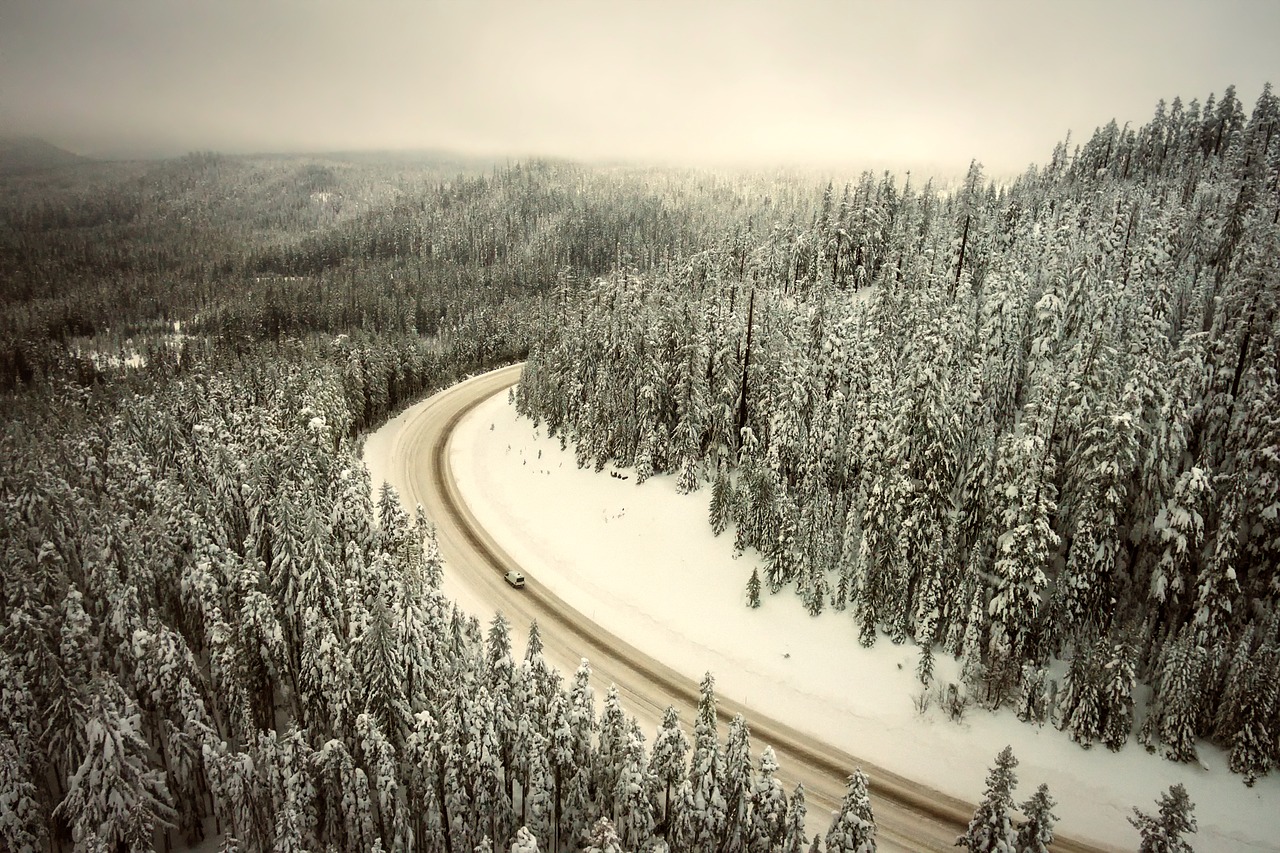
1, 1, 1277, 174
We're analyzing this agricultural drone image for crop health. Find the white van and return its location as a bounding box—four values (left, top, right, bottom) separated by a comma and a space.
504, 570, 526, 588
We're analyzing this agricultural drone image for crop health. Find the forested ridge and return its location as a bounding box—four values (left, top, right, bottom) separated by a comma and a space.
0, 153, 870, 852
0, 151, 820, 372
516, 85, 1280, 779
0, 90, 1258, 852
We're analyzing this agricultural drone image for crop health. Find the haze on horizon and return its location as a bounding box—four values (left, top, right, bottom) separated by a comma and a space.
2, 0, 1277, 178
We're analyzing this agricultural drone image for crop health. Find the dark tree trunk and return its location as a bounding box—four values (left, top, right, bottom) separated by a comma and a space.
953, 213, 971, 298
735, 288, 755, 448
437, 763, 454, 853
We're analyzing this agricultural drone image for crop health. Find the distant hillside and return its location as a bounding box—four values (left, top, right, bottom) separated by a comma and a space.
0, 136, 89, 172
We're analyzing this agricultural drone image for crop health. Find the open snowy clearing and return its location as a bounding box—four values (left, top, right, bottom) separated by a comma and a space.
428, 387, 1280, 852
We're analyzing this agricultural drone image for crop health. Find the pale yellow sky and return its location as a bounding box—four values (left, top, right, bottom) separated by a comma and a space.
1, 0, 1277, 176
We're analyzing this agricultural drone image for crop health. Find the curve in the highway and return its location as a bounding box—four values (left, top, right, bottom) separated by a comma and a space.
389, 363, 1116, 853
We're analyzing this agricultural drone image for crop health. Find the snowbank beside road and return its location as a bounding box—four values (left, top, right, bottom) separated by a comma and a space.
445, 388, 1279, 853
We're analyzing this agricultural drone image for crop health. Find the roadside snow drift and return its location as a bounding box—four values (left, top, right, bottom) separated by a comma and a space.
365, 380, 1280, 852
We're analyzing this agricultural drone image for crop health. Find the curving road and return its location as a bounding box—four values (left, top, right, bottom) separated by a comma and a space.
382, 363, 1114, 853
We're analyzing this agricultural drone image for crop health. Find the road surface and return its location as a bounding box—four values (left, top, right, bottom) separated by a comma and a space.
381, 363, 1115, 852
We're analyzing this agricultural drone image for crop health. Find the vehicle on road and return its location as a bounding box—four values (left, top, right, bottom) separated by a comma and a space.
504, 570, 526, 588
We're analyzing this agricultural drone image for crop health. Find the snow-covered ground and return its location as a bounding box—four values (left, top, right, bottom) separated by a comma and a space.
433, 387, 1280, 853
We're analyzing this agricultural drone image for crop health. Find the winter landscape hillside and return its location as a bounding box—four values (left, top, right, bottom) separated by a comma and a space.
428, 380, 1279, 850
3, 3, 1279, 850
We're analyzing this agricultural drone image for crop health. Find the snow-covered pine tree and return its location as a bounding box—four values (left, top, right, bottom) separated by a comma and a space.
583, 815, 624, 853
914, 550, 943, 685
0, 652, 45, 853
463, 684, 511, 847
332, 463, 378, 574
983, 628, 1020, 710
274, 801, 307, 853
567, 659, 598, 791
747, 746, 787, 853
690, 673, 726, 853
276, 728, 321, 851
317, 736, 378, 852
54, 676, 177, 851
595, 686, 629, 819
1191, 483, 1242, 646
956, 746, 1018, 852
831, 499, 864, 614
1053, 397, 1133, 650
1057, 643, 1102, 747
1128, 783, 1196, 853
486, 614, 519, 804
422, 513, 445, 590
959, 583, 988, 691
377, 481, 413, 561
1210, 623, 1258, 743
823, 769, 876, 853
355, 567, 412, 744
649, 706, 690, 832
888, 308, 960, 655
635, 419, 657, 486
782, 784, 807, 853
435, 707, 473, 852
547, 693, 577, 851
720, 715, 754, 853
128, 619, 213, 841
764, 472, 801, 594
710, 462, 733, 536
1099, 636, 1138, 751
797, 475, 840, 617
406, 711, 447, 853
1148, 466, 1212, 623
1227, 644, 1278, 785
613, 724, 656, 851
1014, 664, 1048, 725
674, 312, 710, 495
525, 733, 556, 845
988, 428, 1059, 685
525, 620, 563, 726
1142, 628, 1204, 763
1014, 783, 1056, 853
850, 415, 903, 648
202, 741, 257, 851
746, 568, 762, 609
399, 579, 445, 721
562, 766, 595, 853
299, 613, 356, 740
665, 778, 697, 851
357, 713, 408, 850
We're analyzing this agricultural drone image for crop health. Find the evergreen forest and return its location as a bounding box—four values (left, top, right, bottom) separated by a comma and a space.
2, 83, 1274, 853
515, 85, 1280, 779
0, 152, 802, 851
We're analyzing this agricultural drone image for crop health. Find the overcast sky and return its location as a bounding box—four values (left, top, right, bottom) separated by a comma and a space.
1, 1, 1277, 176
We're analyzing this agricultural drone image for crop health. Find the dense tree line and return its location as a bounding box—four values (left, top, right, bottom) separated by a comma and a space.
0, 325, 897, 851
516, 85, 1280, 779
0, 146, 884, 852
0, 152, 822, 388
0, 120, 1231, 850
